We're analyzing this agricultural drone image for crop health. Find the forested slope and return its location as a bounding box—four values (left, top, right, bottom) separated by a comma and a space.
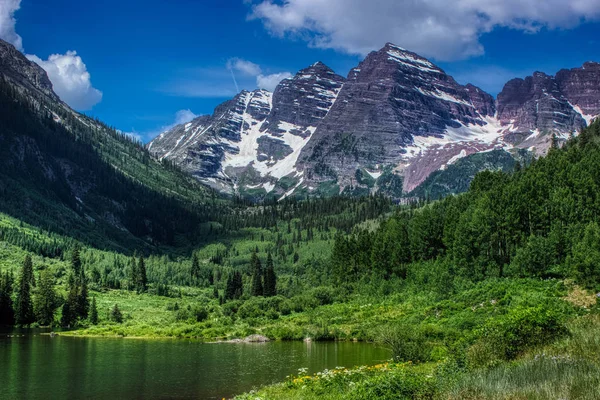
333, 119, 600, 289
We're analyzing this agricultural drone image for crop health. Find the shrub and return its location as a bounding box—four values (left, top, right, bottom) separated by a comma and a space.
191, 305, 209, 322
469, 305, 568, 368
375, 324, 431, 363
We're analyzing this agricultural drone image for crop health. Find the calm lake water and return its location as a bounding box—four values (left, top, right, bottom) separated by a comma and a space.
0, 328, 389, 399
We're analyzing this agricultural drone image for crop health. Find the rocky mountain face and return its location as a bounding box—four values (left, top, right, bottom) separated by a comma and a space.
496, 72, 586, 152
149, 63, 345, 196
0, 40, 58, 102
150, 43, 600, 200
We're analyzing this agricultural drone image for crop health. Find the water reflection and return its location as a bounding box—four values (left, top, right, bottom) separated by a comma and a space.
0, 331, 388, 400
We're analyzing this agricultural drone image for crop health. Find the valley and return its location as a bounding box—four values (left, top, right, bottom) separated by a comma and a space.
1, 21, 600, 400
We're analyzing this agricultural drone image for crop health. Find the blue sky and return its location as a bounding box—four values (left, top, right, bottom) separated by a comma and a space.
3, 0, 600, 142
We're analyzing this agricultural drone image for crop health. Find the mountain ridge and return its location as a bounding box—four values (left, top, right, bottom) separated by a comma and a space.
147, 44, 596, 199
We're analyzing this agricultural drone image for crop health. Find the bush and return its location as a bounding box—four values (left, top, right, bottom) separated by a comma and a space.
191, 305, 209, 322
375, 324, 431, 363
310, 286, 336, 306
469, 305, 568, 368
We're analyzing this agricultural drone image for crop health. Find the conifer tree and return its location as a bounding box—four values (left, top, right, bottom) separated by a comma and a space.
137, 256, 148, 293
71, 245, 82, 277
263, 253, 277, 297
250, 252, 263, 297
110, 304, 123, 323
130, 256, 139, 291
191, 254, 200, 282
34, 269, 57, 326
90, 297, 98, 325
61, 286, 78, 328
15, 256, 35, 326
0, 271, 15, 326
234, 271, 243, 299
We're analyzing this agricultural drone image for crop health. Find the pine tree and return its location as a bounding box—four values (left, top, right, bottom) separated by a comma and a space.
90, 297, 98, 325
130, 256, 139, 291
71, 245, 82, 277
34, 269, 57, 326
137, 256, 148, 293
263, 253, 277, 297
22, 254, 35, 287
110, 304, 123, 323
61, 286, 78, 328
60, 301, 72, 328
250, 252, 263, 297
0, 271, 15, 326
15, 256, 35, 326
233, 272, 243, 299
191, 253, 200, 283
225, 274, 235, 300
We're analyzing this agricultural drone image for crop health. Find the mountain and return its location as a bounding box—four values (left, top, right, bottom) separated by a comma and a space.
151, 43, 599, 200
149, 62, 345, 198
0, 39, 219, 252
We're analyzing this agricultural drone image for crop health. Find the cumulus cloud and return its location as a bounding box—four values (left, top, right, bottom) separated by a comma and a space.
0, 1, 103, 110
27, 51, 103, 110
0, 0, 23, 51
249, 0, 600, 60
257, 72, 293, 91
227, 57, 263, 76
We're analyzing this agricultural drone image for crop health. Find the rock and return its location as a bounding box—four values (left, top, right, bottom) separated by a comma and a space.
244, 334, 270, 343
497, 72, 585, 148
0, 39, 58, 102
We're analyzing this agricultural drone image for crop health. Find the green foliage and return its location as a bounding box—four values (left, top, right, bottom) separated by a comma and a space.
509, 235, 558, 278
90, 297, 99, 325
34, 269, 58, 326
375, 324, 431, 363
264, 253, 277, 297
15, 256, 35, 326
469, 305, 569, 367
110, 304, 123, 323
250, 252, 263, 297
568, 222, 600, 289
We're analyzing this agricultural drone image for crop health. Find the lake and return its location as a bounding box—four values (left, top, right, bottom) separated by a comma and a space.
0, 329, 389, 399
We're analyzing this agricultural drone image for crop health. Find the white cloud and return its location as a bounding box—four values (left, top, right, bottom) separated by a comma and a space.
142, 109, 200, 143
249, 0, 600, 61
0, 2, 103, 110
227, 58, 262, 76
27, 51, 103, 110
174, 109, 198, 125
257, 72, 293, 91
0, 0, 22, 51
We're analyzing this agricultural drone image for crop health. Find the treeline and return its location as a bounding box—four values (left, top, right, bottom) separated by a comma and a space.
332, 120, 600, 290
223, 194, 392, 233
0, 249, 96, 327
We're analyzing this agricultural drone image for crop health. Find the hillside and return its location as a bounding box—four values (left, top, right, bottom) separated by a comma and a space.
0, 39, 223, 252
